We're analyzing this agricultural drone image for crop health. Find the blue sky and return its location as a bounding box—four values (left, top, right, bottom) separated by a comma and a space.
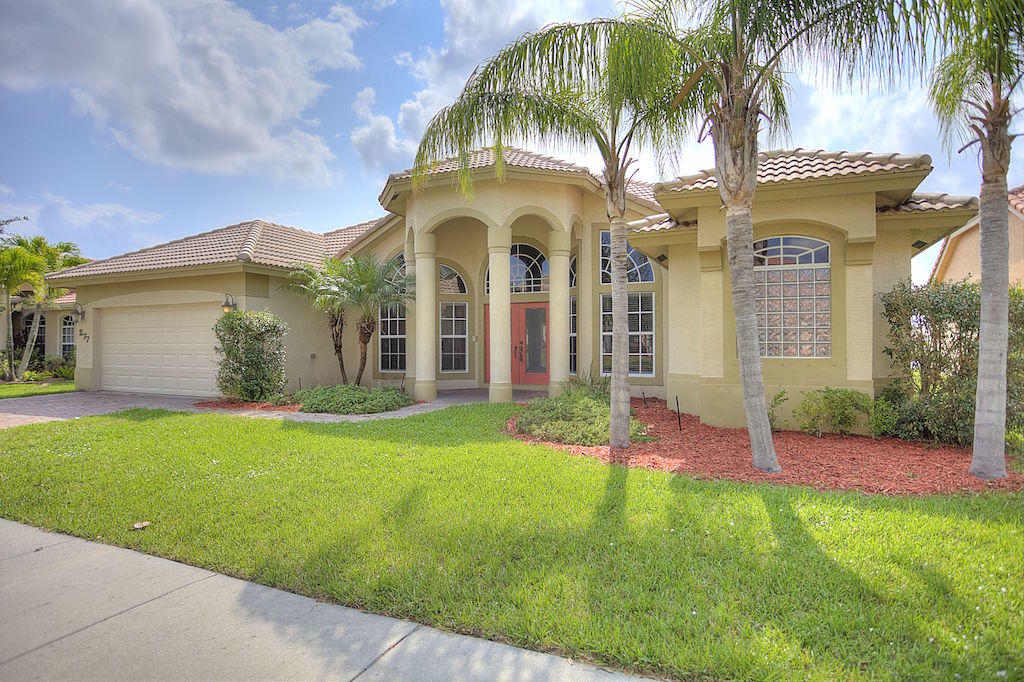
1, 0, 1020, 283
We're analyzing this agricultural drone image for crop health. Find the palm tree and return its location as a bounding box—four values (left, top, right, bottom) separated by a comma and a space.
3, 236, 87, 379
338, 253, 414, 386
414, 19, 695, 448
285, 257, 352, 384
633, 0, 948, 472
929, 1, 1023, 479
0, 245, 44, 381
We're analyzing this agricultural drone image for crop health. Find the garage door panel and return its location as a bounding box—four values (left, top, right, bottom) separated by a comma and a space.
100, 304, 220, 396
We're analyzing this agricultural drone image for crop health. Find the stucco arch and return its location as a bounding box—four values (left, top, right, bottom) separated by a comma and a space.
502, 205, 566, 233
752, 217, 850, 240
420, 207, 499, 235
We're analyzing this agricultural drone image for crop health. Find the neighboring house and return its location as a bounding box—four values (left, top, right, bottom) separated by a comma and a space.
47, 147, 976, 427
929, 185, 1024, 284
0, 288, 80, 362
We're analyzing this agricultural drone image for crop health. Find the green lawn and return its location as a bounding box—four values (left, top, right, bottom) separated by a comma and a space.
0, 405, 1019, 680
0, 380, 75, 399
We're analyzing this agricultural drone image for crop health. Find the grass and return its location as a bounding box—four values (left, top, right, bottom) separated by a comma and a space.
0, 404, 1020, 680
0, 380, 75, 400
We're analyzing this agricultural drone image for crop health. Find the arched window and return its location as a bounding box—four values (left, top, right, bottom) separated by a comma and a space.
569, 255, 577, 374
379, 254, 407, 373
753, 236, 831, 358
600, 231, 654, 283
439, 264, 467, 294
485, 243, 549, 294
23, 313, 45, 350
61, 315, 76, 359
384, 253, 406, 283
569, 255, 577, 289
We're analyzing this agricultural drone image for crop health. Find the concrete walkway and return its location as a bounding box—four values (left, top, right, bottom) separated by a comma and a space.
0, 389, 542, 429
0, 519, 638, 681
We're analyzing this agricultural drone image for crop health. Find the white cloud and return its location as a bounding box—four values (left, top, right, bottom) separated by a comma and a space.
350, 86, 418, 170
0, 183, 14, 196
0, 0, 365, 186
42, 193, 162, 227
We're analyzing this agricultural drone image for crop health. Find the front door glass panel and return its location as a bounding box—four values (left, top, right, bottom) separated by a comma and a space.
524, 307, 547, 374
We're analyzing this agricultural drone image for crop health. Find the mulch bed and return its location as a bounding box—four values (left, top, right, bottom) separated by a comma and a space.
509, 398, 1024, 496
194, 399, 301, 413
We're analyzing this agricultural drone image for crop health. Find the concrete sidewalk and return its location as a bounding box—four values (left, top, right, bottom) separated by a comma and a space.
0, 519, 638, 681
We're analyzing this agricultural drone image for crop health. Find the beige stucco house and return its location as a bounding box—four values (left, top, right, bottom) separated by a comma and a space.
929, 185, 1024, 284
0, 289, 80, 364
47, 147, 977, 427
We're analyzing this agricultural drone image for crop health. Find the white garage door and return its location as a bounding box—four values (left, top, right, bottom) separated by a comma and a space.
100, 303, 221, 396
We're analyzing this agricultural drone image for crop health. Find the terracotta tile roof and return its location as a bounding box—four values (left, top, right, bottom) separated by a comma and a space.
658, 148, 932, 194
1010, 185, 1024, 214
48, 217, 389, 280
392, 147, 659, 209
626, 212, 696, 234
52, 291, 76, 305
877, 192, 978, 214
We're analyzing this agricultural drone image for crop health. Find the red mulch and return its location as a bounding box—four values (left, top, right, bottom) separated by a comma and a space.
194, 399, 301, 413
509, 398, 1024, 496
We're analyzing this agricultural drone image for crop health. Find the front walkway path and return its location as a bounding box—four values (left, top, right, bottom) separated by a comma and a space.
0, 520, 637, 681
0, 389, 542, 429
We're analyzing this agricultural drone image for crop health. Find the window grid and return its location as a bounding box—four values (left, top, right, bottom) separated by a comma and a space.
439, 264, 467, 295
485, 243, 549, 294
23, 313, 45, 349
61, 315, 75, 359
600, 292, 654, 377
569, 255, 577, 289
753, 236, 831, 358
569, 295, 577, 375
378, 304, 406, 372
600, 231, 654, 284
439, 302, 468, 373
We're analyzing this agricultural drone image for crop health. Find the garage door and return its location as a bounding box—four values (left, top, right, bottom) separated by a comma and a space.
100, 303, 221, 396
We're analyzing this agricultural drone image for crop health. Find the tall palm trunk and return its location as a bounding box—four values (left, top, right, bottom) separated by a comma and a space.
3, 289, 14, 381
714, 118, 780, 473
327, 309, 348, 384
609, 214, 631, 448
17, 304, 42, 380
354, 317, 375, 386
970, 109, 1011, 479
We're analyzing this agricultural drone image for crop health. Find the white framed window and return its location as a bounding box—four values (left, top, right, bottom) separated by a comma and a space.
753, 236, 831, 358
439, 301, 468, 372
61, 315, 75, 359
569, 255, 577, 288
378, 305, 406, 372
23, 313, 45, 350
600, 231, 654, 284
600, 292, 654, 377
569, 295, 578, 375
485, 243, 549, 294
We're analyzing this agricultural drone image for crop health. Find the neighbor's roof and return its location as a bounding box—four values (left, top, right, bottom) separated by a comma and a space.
1010, 184, 1024, 215
877, 192, 978, 214
48, 217, 390, 281
626, 212, 696, 234
387, 147, 659, 209
928, 186, 1022, 282
658, 148, 933, 194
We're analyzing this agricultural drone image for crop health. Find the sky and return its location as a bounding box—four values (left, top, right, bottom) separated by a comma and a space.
0, 0, 1021, 284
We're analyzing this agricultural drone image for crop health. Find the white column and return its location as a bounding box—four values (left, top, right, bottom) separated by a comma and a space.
403, 237, 416, 393
548, 228, 571, 396
414, 231, 437, 401
487, 225, 513, 402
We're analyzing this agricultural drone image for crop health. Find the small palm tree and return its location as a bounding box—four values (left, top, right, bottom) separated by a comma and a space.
2, 236, 87, 379
415, 19, 695, 447
0, 246, 44, 381
285, 257, 352, 384
339, 253, 414, 386
929, 0, 1023, 479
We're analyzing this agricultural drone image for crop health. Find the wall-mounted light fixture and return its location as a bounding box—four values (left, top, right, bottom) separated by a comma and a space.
72, 302, 86, 323
221, 294, 237, 314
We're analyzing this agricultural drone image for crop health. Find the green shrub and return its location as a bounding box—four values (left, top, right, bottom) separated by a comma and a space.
52, 364, 76, 380
869, 397, 898, 438
295, 384, 412, 414
562, 367, 611, 402
793, 387, 872, 437
516, 391, 648, 446
213, 310, 288, 401
768, 389, 789, 431
21, 369, 54, 382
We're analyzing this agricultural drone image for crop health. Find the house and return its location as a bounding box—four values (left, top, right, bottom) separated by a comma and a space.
0, 287, 81, 363
929, 185, 1024, 284
46, 147, 977, 427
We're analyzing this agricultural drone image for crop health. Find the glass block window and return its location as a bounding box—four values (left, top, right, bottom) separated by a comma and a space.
600, 231, 654, 284
439, 264, 467, 295
485, 243, 549, 294
378, 304, 406, 372
569, 295, 577, 375
61, 315, 75, 359
440, 301, 468, 372
753, 236, 831, 358
600, 292, 654, 376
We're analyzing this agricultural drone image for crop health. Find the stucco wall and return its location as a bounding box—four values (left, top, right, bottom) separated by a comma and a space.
935, 212, 1024, 284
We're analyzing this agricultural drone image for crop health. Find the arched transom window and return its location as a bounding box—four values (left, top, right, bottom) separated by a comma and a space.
753, 236, 831, 358
600, 231, 654, 283
380, 254, 407, 373
439, 264, 467, 295
485, 243, 550, 294
384, 253, 406, 283
569, 255, 577, 289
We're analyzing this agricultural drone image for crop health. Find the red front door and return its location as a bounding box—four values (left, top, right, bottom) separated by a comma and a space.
485, 302, 549, 385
